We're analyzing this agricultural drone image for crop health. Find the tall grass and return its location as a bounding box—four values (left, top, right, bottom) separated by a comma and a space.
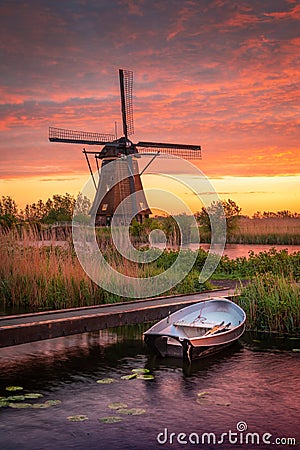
229, 217, 300, 244
198, 217, 300, 244
0, 228, 113, 310
0, 228, 210, 312
1, 226, 299, 316
237, 274, 300, 333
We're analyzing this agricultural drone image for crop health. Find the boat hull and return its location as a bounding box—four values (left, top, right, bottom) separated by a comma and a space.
144, 298, 246, 360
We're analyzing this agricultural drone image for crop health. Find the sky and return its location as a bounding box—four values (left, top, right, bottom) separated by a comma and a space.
0, 0, 299, 215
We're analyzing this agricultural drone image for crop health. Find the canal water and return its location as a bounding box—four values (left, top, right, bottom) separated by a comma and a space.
0, 326, 299, 450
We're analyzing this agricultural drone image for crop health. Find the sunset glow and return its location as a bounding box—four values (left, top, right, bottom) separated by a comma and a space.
0, 0, 299, 215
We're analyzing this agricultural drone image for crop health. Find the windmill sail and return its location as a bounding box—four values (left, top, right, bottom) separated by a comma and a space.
136, 141, 201, 160
49, 127, 115, 145
119, 69, 134, 139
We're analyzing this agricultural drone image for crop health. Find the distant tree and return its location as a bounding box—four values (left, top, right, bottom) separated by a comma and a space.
174, 213, 195, 244
73, 193, 92, 217
253, 210, 300, 219
43, 193, 76, 224
196, 198, 241, 238
0, 196, 18, 229
129, 217, 163, 243
22, 193, 76, 224
130, 219, 145, 240
0, 196, 18, 216
23, 199, 47, 221
160, 215, 178, 244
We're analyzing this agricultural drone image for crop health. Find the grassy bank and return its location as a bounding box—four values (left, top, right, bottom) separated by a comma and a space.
0, 229, 210, 311
1, 228, 300, 335
209, 247, 300, 280
237, 274, 300, 334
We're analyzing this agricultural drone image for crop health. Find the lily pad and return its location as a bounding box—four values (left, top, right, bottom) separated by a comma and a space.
118, 408, 146, 416
108, 402, 128, 410
131, 368, 150, 374
98, 416, 123, 424
24, 393, 43, 399
292, 348, 300, 352
0, 401, 9, 407
216, 401, 231, 406
121, 374, 137, 380
8, 403, 32, 409
67, 415, 89, 422
0, 397, 7, 401
32, 403, 51, 409
5, 386, 23, 392
197, 391, 209, 398
196, 392, 210, 404
136, 374, 154, 380
96, 378, 117, 384
44, 400, 61, 406
6, 395, 26, 401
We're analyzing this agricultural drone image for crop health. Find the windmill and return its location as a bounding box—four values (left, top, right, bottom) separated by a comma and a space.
49, 69, 201, 226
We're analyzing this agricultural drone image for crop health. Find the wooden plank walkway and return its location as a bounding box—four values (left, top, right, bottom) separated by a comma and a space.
0, 289, 236, 348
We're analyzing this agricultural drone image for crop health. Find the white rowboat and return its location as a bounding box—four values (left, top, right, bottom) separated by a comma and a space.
143, 298, 246, 360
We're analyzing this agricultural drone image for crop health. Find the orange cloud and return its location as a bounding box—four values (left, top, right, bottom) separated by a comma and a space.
0, 0, 299, 216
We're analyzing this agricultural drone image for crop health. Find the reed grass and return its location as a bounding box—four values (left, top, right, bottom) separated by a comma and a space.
1, 226, 299, 317
237, 274, 300, 333
229, 217, 300, 245
0, 228, 209, 312
0, 228, 112, 310
198, 217, 300, 244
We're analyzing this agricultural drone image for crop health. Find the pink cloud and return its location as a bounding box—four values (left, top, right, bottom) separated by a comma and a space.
0, 0, 299, 187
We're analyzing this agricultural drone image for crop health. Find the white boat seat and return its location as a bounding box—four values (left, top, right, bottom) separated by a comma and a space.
173, 320, 233, 330
173, 320, 216, 329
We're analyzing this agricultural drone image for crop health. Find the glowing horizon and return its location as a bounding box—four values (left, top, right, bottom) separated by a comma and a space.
1, 172, 299, 217
0, 1, 299, 215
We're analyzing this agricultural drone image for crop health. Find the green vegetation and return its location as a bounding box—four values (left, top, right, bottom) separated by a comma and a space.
196, 198, 241, 240
0, 194, 78, 228
237, 274, 300, 334
1, 226, 299, 335
0, 388, 61, 411
1, 193, 300, 334
208, 247, 300, 280
1, 193, 300, 244
0, 228, 211, 311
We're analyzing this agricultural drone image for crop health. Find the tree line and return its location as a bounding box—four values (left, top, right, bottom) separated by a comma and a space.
0, 193, 80, 228
0, 193, 299, 235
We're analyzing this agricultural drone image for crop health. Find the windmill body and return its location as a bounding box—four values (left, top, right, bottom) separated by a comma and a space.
49, 69, 201, 226
90, 139, 151, 226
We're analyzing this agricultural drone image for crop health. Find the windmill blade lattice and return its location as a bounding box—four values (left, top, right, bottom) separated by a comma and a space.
49, 127, 115, 146
119, 69, 134, 139
136, 141, 201, 160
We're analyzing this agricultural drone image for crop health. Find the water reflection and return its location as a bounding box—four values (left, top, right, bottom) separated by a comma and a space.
0, 326, 299, 450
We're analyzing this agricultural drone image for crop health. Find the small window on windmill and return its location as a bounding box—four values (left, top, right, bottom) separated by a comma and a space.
139, 202, 144, 209
102, 204, 108, 211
